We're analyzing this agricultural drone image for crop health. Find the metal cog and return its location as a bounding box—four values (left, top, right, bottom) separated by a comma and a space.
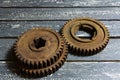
62, 18, 109, 56
14, 28, 67, 74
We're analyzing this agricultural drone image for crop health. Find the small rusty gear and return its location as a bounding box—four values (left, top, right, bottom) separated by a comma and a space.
14, 28, 67, 77
62, 18, 109, 56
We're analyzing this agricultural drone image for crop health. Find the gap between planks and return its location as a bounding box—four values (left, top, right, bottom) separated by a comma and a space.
0, 37, 118, 39
1, 60, 120, 63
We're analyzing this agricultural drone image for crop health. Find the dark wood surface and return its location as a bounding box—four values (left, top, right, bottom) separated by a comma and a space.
0, 0, 120, 80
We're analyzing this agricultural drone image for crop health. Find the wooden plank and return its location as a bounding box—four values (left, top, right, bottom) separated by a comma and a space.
1, 8, 120, 20
0, 0, 120, 7
0, 21, 120, 37
1, 38, 120, 61
1, 62, 120, 80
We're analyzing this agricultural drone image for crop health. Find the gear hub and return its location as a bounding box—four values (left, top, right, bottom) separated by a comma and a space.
62, 18, 109, 56
14, 28, 68, 77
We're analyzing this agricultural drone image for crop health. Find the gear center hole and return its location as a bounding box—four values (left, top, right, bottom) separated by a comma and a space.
75, 24, 96, 40
33, 38, 46, 49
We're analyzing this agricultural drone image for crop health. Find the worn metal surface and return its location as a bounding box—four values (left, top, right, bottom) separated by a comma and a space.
0, 0, 120, 80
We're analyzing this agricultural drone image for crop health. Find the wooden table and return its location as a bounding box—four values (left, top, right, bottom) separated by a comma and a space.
0, 0, 120, 80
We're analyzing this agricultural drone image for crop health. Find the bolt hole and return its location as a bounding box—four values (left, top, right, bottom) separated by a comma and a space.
33, 38, 46, 49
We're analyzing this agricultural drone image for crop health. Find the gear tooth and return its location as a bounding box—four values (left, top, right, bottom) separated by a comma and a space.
15, 52, 19, 56
65, 49, 68, 55
16, 55, 20, 59
42, 60, 47, 67
73, 46, 76, 52
56, 53, 60, 59
29, 61, 34, 68
73, 47, 77, 53
46, 59, 50, 66
58, 62, 62, 68
35, 70, 38, 76
90, 49, 94, 54
76, 47, 79, 54
34, 62, 38, 68
36, 62, 39, 67
42, 70, 46, 77
55, 65, 59, 71
98, 46, 102, 52
102, 44, 105, 49
100, 46, 103, 51
36, 70, 39, 76
32, 70, 36, 75
61, 60, 64, 65
24, 69, 28, 74
48, 68, 52, 75
82, 49, 86, 56
53, 56, 57, 62
84, 49, 88, 55
85, 49, 89, 55
31, 61, 35, 66
26, 60, 30, 68
94, 48, 98, 54
50, 58, 54, 65
89, 49, 93, 55
70, 45, 74, 51
28, 70, 32, 75
19, 57, 24, 62
23, 59, 27, 65
81, 49, 84, 54
40, 62, 43, 68
14, 50, 17, 53
44, 69, 48, 76
77, 48, 80, 54
14, 43, 17, 49
52, 66, 56, 73
37, 70, 41, 75
37, 61, 40, 68
41, 70, 45, 77
22, 68, 26, 75
76, 47, 80, 53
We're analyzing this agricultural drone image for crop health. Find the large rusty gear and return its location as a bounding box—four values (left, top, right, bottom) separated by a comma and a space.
62, 18, 109, 56
14, 28, 67, 77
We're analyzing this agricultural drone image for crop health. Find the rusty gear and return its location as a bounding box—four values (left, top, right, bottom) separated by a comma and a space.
14, 28, 67, 77
62, 18, 109, 56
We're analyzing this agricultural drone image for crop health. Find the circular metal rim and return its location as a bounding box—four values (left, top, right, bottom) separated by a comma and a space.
62, 18, 109, 54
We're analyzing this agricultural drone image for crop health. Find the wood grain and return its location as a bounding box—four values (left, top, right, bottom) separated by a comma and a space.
0, 0, 120, 79
0, 21, 119, 37
0, 62, 120, 80
0, 0, 120, 7
1, 8, 120, 20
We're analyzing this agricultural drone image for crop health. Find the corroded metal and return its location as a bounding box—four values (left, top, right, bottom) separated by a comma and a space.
14, 28, 68, 77
62, 18, 109, 56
